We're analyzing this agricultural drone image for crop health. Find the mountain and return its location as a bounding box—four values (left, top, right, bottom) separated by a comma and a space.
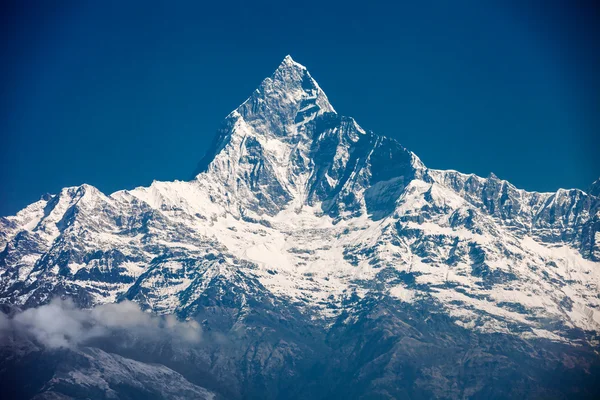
1, 56, 600, 399
0, 339, 215, 400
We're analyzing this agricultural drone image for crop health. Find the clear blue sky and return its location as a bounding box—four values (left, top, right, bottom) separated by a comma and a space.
1, 0, 598, 215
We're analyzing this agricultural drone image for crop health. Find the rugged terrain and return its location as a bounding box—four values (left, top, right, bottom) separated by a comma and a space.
1, 56, 599, 399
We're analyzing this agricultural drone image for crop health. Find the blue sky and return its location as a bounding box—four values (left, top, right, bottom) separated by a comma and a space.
1, 0, 598, 215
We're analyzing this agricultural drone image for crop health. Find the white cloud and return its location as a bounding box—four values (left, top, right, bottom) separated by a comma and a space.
0, 298, 201, 348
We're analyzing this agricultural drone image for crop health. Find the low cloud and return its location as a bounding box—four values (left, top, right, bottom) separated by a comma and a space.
0, 298, 201, 348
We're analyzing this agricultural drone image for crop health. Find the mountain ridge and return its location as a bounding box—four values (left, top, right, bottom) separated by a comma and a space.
1, 55, 599, 339
2, 55, 600, 399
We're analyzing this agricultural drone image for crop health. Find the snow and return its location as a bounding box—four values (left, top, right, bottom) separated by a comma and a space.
389, 285, 415, 303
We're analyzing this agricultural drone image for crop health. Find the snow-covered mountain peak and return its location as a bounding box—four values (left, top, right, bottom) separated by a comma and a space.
192, 56, 336, 179
239, 55, 335, 127
2, 56, 600, 400
2, 57, 600, 348
280, 54, 302, 67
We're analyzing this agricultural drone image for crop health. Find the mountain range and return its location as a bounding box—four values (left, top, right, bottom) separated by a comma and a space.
1, 56, 599, 399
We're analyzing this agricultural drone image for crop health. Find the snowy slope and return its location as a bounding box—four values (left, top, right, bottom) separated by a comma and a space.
1, 56, 599, 346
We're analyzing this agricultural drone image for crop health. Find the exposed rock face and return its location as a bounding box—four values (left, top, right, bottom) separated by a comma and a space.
1, 56, 599, 399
